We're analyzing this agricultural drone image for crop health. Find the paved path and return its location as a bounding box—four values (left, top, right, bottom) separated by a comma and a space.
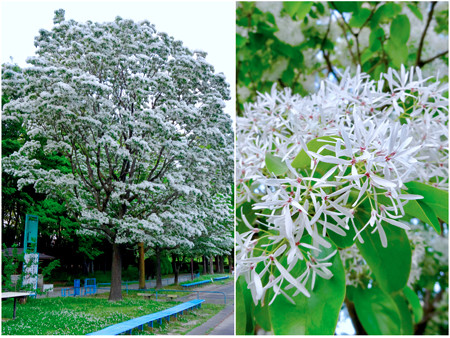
186, 282, 234, 335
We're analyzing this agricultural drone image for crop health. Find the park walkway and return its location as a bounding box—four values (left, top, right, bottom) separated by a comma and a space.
185, 282, 234, 335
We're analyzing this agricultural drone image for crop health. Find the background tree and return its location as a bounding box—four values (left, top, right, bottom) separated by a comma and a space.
3, 10, 233, 301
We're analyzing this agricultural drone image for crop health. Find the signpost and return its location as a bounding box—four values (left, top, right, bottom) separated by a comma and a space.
24, 214, 39, 253
23, 215, 39, 295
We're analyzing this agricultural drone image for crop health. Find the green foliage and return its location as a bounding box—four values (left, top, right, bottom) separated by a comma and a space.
268, 238, 345, 334
236, 1, 448, 112
355, 208, 411, 294
403, 285, 424, 323
1, 244, 24, 291
41, 259, 60, 280
405, 181, 449, 224
353, 285, 401, 334
236, 276, 254, 335
265, 153, 288, 176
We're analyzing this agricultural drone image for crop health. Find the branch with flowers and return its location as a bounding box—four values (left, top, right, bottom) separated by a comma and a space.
236, 66, 448, 335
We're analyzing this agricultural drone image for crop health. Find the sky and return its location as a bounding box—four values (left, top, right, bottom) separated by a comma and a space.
1, 0, 236, 119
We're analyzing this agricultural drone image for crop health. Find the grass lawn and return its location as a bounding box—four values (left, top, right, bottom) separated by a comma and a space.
1, 292, 224, 335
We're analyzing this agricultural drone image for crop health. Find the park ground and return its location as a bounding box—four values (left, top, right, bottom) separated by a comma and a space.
2, 274, 234, 335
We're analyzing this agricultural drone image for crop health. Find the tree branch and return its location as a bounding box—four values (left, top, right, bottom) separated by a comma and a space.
416, 2, 438, 67
418, 50, 448, 67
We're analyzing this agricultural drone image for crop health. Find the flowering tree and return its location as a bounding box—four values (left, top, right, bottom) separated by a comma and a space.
236, 65, 448, 334
2, 10, 233, 301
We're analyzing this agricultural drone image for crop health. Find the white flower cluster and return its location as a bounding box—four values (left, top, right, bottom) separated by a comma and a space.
236, 66, 448, 305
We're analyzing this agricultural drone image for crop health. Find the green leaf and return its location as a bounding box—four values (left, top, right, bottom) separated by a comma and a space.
353, 286, 401, 335
324, 214, 356, 248
403, 286, 423, 323
417, 200, 441, 234
315, 2, 325, 15
236, 34, 246, 48
349, 8, 371, 28
237, 201, 257, 234
404, 181, 449, 223
333, 1, 360, 13
281, 67, 295, 85
291, 136, 337, 169
369, 27, 384, 52
370, 2, 402, 29
390, 14, 410, 44
283, 2, 313, 21
268, 238, 345, 334
354, 207, 411, 293
254, 302, 272, 332
360, 48, 374, 64
403, 199, 441, 234
265, 152, 288, 176
407, 4, 423, 21
236, 276, 254, 335
393, 293, 414, 335
385, 38, 408, 68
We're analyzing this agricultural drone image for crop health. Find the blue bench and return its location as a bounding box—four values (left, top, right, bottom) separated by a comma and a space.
213, 276, 230, 281
87, 299, 204, 335
181, 280, 211, 288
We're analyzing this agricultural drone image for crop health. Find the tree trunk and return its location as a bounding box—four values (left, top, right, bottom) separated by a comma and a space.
138, 242, 146, 290
109, 243, 123, 301
229, 254, 233, 273
156, 248, 162, 289
219, 255, 225, 273
172, 254, 179, 285
209, 255, 214, 274
215, 255, 219, 272
190, 258, 194, 280
202, 256, 207, 275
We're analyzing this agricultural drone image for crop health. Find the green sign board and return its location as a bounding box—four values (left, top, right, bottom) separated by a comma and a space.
24, 214, 38, 253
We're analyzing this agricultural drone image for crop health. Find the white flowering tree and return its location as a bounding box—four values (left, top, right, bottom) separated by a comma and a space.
236, 66, 448, 334
2, 10, 233, 301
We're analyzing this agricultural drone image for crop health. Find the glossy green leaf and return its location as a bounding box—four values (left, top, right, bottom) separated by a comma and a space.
283, 2, 312, 21
404, 181, 449, 223
354, 208, 411, 293
390, 14, 410, 44
291, 136, 337, 169
236, 276, 254, 335
237, 201, 256, 234
403, 286, 423, 323
369, 27, 385, 51
407, 4, 423, 21
393, 293, 414, 335
386, 38, 408, 67
333, 1, 360, 13
353, 286, 401, 335
324, 214, 356, 248
403, 199, 441, 234
349, 8, 371, 28
360, 48, 374, 64
254, 302, 272, 332
268, 238, 345, 334
265, 152, 288, 176
417, 200, 441, 234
